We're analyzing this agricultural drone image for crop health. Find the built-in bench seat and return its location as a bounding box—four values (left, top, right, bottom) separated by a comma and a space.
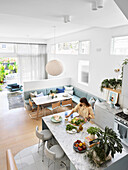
24, 85, 104, 111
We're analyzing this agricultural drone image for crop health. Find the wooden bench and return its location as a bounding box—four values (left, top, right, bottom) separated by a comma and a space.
6, 149, 18, 170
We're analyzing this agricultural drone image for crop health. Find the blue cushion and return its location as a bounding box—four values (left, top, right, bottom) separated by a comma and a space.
46, 86, 63, 94
72, 95, 80, 104
56, 88, 65, 93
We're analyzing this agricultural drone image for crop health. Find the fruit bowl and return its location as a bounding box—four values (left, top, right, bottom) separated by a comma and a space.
73, 140, 86, 153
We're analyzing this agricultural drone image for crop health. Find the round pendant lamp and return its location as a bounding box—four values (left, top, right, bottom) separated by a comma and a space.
46, 60, 63, 76
46, 26, 63, 76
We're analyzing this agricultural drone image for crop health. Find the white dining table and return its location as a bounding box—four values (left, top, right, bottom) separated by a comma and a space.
32, 93, 72, 119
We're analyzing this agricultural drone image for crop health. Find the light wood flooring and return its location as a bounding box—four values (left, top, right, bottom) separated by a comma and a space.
0, 91, 42, 170
0, 91, 72, 170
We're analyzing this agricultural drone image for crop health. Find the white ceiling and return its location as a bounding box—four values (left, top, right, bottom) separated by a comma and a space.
0, 0, 127, 40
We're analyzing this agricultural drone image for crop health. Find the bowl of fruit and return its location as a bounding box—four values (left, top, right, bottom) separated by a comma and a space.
73, 140, 86, 153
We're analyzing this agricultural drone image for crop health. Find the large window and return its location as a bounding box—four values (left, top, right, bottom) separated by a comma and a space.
50, 40, 90, 55
78, 60, 89, 86
111, 36, 128, 55
56, 41, 79, 55
79, 41, 90, 54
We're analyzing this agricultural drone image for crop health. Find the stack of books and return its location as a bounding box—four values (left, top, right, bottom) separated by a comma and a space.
85, 136, 99, 148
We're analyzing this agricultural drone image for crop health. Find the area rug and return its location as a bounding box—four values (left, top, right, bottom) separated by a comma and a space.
7, 92, 24, 110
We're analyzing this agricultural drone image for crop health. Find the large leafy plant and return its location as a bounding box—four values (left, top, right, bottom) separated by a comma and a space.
100, 78, 122, 92
86, 127, 123, 166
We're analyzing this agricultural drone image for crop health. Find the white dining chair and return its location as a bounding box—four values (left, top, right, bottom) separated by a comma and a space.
36, 126, 52, 162
44, 141, 67, 170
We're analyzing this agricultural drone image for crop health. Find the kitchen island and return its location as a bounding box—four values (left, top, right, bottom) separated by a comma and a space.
42, 111, 128, 170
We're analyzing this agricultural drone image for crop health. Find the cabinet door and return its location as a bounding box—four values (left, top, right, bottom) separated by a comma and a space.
94, 105, 114, 129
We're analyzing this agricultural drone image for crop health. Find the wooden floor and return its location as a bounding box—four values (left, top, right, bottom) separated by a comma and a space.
0, 91, 42, 170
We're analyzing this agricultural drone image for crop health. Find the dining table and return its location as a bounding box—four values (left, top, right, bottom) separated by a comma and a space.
42, 110, 128, 170
32, 93, 72, 119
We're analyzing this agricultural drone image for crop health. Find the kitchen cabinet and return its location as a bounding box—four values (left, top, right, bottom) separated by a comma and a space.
94, 102, 122, 130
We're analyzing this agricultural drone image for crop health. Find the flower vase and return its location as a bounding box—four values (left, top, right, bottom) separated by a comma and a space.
90, 134, 95, 140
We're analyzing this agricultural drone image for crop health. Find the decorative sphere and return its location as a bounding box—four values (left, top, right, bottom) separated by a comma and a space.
46, 60, 63, 76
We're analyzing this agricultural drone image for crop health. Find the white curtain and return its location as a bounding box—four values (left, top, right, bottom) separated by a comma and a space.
16, 44, 47, 84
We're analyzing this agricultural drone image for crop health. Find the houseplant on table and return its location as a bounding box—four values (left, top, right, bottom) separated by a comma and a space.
85, 126, 123, 167
48, 90, 58, 99
87, 127, 100, 139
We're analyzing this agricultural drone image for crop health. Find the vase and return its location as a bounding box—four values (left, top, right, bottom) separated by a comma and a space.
90, 134, 95, 140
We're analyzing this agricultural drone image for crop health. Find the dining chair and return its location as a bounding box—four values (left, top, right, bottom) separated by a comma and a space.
29, 99, 37, 112
62, 98, 73, 111
35, 126, 52, 162
44, 141, 67, 170
47, 101, 61, 114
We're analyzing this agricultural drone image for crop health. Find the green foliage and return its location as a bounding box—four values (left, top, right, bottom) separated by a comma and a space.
121, 58, 128, 78
92, 127, 123, 158
86, 127, 123, 167
100, 78, 122, 92
87, 127, 100, 135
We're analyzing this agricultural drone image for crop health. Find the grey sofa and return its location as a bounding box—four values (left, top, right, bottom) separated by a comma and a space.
24, 85, 104, 111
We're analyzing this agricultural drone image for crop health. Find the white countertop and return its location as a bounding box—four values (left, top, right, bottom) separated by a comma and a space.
32, 93, 72, 105
95, 102, 122, 115
42, 111, 128, 170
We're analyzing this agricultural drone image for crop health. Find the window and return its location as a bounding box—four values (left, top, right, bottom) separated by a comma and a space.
56, 41, 79, 55
79, 41, 90, 54
111, 36, 128, 55
0, 43, 14, 53
78, 60, 89, 85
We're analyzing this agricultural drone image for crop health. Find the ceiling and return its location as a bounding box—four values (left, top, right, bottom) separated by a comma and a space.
0, 0, 127, 40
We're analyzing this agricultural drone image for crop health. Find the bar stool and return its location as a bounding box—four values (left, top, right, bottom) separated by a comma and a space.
36, 126, 52, 161
44, 141, 67, 170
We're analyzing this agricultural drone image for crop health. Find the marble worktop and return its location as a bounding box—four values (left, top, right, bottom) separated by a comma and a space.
42, 111, 128, 170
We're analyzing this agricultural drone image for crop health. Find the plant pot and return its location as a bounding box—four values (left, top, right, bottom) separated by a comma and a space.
87, 149, 111, 167
92, 150, 111, 167
90, 134, 95, 140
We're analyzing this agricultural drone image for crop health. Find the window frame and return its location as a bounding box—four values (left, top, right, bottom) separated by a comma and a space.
111, 36, 128, 55
78, 60, 89, 86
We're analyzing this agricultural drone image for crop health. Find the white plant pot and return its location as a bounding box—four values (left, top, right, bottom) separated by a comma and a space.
90, 134, 95, 139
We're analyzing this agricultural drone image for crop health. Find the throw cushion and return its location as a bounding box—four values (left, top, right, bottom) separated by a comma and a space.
56, 88, 65, 93
65, 90, 73, 95
11, 85, 19, 88
64, 86, 73, 91
30, 91, 37, 99
36, 92, 44, 97
89, 97, 96, 109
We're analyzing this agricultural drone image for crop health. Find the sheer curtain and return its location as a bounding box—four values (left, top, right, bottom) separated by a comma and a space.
16, 44, 47, 84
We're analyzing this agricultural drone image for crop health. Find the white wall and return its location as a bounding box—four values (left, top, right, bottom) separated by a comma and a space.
47, 26, 128, 100
23, 77, 71, 92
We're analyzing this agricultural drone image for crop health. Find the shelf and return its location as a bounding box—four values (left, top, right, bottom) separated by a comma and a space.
104, 87, 121, 94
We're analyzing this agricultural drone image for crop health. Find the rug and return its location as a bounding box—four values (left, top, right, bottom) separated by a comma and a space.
7, 92, 24, 110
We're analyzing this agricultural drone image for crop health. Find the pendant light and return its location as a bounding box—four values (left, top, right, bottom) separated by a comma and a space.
46, 26, 63, 76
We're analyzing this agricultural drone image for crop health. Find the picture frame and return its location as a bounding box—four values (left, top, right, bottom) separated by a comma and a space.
107, 91, 118, 104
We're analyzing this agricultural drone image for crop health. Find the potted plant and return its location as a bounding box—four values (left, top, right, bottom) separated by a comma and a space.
85, 127, 123, 167
87, 127, 100, 139
100, 78, 122, 92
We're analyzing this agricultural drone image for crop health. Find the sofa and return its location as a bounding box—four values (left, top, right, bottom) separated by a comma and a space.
24, 85, 104, 111
6, 83, 22, 92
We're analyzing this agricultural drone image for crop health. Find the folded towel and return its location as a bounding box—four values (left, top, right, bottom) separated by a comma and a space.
118, 124, 127, 139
